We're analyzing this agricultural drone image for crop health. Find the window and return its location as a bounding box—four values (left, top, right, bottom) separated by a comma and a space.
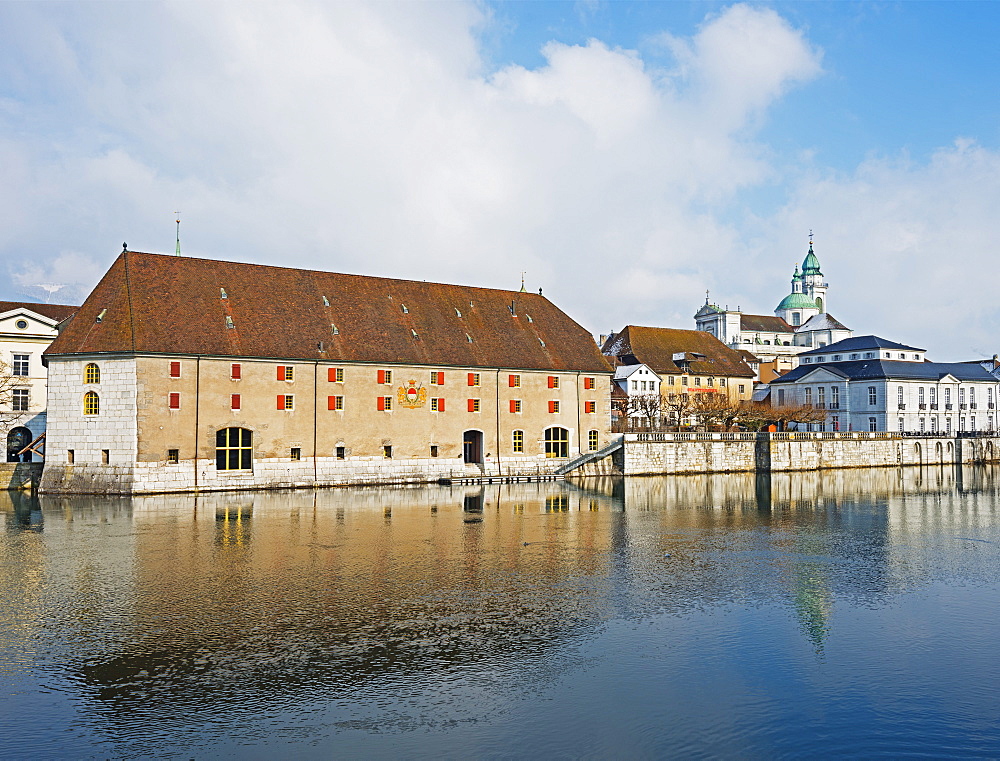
931, 387, 937, 405
84, 391, 100, 415
640, 381, 647, 391
328, 395, 344, 411
67, 450, 74, 464
738, 385, 745, 394
588, 430, 599, 451
509, 374, 521, 388
328, 367, 344, 383
719, 378, 726, 387
216, 427, 252, 470
899, 353, 905, 359
170, 361, 181, 378
548, 400, 560, 413
831, 386, 839, 408
804, 388, 812, 406
468, 372, 481, 387
946, 417, 952, 433
167, 449, 179, 463
276, 394, 294, 410
898, 418, 904, 432
430, 445, 439, 457
834, 355, 842, 362
169, 392, 180, 410
707, 377, 714, 387
831, 416, 839, 432
960, 388, 966, 405
377, 396, 392, 411
868, 387, 877, 405
931, 417, 938, 432
15, 319, 27, 330
383, 445, 393, 458
898, 386, 904, 406
336, 446, 346, 460
431, 371, 445, 385
584, 377, 595, 390
290, 448, 301, 461
585, 401, 597, 413
277, 365, 294, 382
631, 381, 638, 391
512, 430, 524, 453
919, 387, 925, 405
682, 377, 688, 386
431, 397, 444, 412
468, 398, 481, 413
850, 354, 859, 360
945, 388, 952, 405
694, 377, 701, 387
12, 388, 28, 412
971, 388, 977, 406
547, 376, 560, 389
510, 399, 521, 413
84, 363, 100, 384
777, 389, 785, 405
866, 353, 874, 359
12, 354, 29, 376
668, 376, 675, 385
817, 387, 825, 408
869, 417, 877, 432
544, 427, 569, 458
230, 363, 241, 380
231, 394, 241, 410
919, 418, 925, 432
101, 449, 110, 465
377, 369, 392, 384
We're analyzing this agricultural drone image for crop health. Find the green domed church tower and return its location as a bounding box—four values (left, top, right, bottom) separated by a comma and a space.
775, 238, 827, 326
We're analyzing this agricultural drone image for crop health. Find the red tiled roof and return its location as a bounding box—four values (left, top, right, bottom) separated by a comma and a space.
602, 325, 754, 378
740, 314, 793, 333
44, 252, 612, 373
0, 301, 77, 322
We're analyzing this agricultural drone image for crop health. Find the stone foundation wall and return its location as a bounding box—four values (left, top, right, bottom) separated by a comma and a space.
0, 462, 44, 491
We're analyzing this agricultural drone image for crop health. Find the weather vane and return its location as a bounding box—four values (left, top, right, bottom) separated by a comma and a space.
175, 212, 182, 256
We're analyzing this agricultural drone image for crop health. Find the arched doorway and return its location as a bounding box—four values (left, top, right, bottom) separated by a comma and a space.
463, 430, 483, 465
7, 427, 33, 462
544, 427, 570, 458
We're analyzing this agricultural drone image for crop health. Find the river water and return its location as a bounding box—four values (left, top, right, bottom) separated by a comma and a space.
2, 466, 1000, 759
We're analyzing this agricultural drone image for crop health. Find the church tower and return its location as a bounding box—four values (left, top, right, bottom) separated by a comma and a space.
800, 239, 827, 313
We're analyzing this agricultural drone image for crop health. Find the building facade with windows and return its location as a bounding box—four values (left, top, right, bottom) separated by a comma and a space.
40, 251, 612, 494
769, 336, 1000, 433
0, 301, 78, 462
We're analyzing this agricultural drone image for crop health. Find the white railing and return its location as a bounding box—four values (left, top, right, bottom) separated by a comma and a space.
624, 431, 992, 443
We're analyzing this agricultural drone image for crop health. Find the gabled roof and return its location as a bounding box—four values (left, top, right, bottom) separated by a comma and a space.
602, 325, 754, 378
737, 349, 760, 364
45, 251, 612, 373
798, 335, 923, 356
0, 301, 78, 323
797, 312, 849, 332
771, 359, 995, 384
612, 363, 654, 381
739, 314, 793, 333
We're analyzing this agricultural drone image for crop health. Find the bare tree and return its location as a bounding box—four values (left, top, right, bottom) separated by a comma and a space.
0, 360, 31, 460
771, 402, 827, 431
664, 392, 696, 430
690, 392, 740, 430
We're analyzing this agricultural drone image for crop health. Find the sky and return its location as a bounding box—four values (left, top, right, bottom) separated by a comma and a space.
1, 1, 999, 360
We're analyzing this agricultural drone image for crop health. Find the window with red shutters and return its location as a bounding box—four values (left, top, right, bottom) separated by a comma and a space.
231, 394, 241, 410
509, 374, 520, 388
468, 398, 480, 412
584, 377, 595, 390
585, 401, 596, 413
510, 399, 521, 413
277, 365, 285, 381
437, 371, 445, 385
548, 400, 559, 413
231, 363, 241, 380
168, 392, 180, 409
547, 376, 559, 389
170, 361, 181, 378
437, 398, 445, 412
377, 369, 386, 384
277, 394, 286, 410
328, 367, 344, 383
468, 372, 480, 386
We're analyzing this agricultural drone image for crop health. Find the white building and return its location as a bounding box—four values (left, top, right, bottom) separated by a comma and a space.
694, 239, 853, 376
0, 301, 78, 461
612, 363, 662, 426
769, 336, 1000, 433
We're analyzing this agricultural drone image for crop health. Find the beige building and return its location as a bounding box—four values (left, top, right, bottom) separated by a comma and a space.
40, 251, 612, 494
0, 301, 78, 461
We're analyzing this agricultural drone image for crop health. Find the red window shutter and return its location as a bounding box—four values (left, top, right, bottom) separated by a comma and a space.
328, 395, 337, 410
377, 396, 386, 411
509, 374, 517, 387
231, 394, 241, 410
547, 376, 555, 388
377, 369, 386, 384
584, 377, 594, 390
548, 400, 556, 413
170, 361, 181, 378
277, 366, 285, 381
277, 394, 286, 410
231, 363, 241, 379
509, 400, 518, 413
168, 392, 180, 409
437, 371, 445, 385
468, 399, 475, 412
586, 401, 596, 413
467, 373, 475, 386
439, 398, 445, 412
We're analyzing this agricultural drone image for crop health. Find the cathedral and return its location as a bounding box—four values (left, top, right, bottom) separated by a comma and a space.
694, 239, 853, 380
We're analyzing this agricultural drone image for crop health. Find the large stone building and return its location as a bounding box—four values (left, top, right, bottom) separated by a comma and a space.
40, 251, 612, 494
1, 301, 78, 461
694, 239, 853, 380
769, 335, 1000, 433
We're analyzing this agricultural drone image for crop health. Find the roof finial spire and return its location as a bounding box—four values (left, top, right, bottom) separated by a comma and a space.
175, 212, 181, 256
520, 271, 526, 293
705, 289, 710, 305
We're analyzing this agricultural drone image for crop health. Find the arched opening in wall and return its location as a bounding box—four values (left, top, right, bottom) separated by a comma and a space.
462, 430, 483, 465
815, 296, 824, 311
544, 427, 570, 459
936, 441, 943, 463
914, 442, 922, 466
6, 427, 32, 462
987, 441, 995, 462
216, 427, 253, 470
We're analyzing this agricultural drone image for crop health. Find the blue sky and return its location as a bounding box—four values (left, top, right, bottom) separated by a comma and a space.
1, 1, 999, 358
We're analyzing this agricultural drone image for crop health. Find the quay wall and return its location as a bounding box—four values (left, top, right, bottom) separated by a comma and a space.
620, 432, 1000, 476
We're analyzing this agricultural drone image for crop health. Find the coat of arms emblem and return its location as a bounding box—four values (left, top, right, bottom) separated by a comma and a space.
397, 379, 427, 408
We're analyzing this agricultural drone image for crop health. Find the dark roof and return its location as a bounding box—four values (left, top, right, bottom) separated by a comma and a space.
737, 349, 760, 363
740, 314, 793, 333
770, 359, 996, 384
0, 301, 77, 322
602, 325, 754, 378
44, 251, 612, 373
798, 335, 923, 356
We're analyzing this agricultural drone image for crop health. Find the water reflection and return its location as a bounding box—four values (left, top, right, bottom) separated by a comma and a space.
1, 466, 1000, 758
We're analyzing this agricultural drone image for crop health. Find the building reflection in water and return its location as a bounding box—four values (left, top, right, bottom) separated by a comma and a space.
0, 464, 997, 739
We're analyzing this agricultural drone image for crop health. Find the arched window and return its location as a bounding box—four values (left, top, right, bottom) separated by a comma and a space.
588, 430, 599, 451
512, 429, 524, 453
544, 427, 569, 458
83, 391, 100, 415
84, 363, 100, 384
216, 427, 252, 470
